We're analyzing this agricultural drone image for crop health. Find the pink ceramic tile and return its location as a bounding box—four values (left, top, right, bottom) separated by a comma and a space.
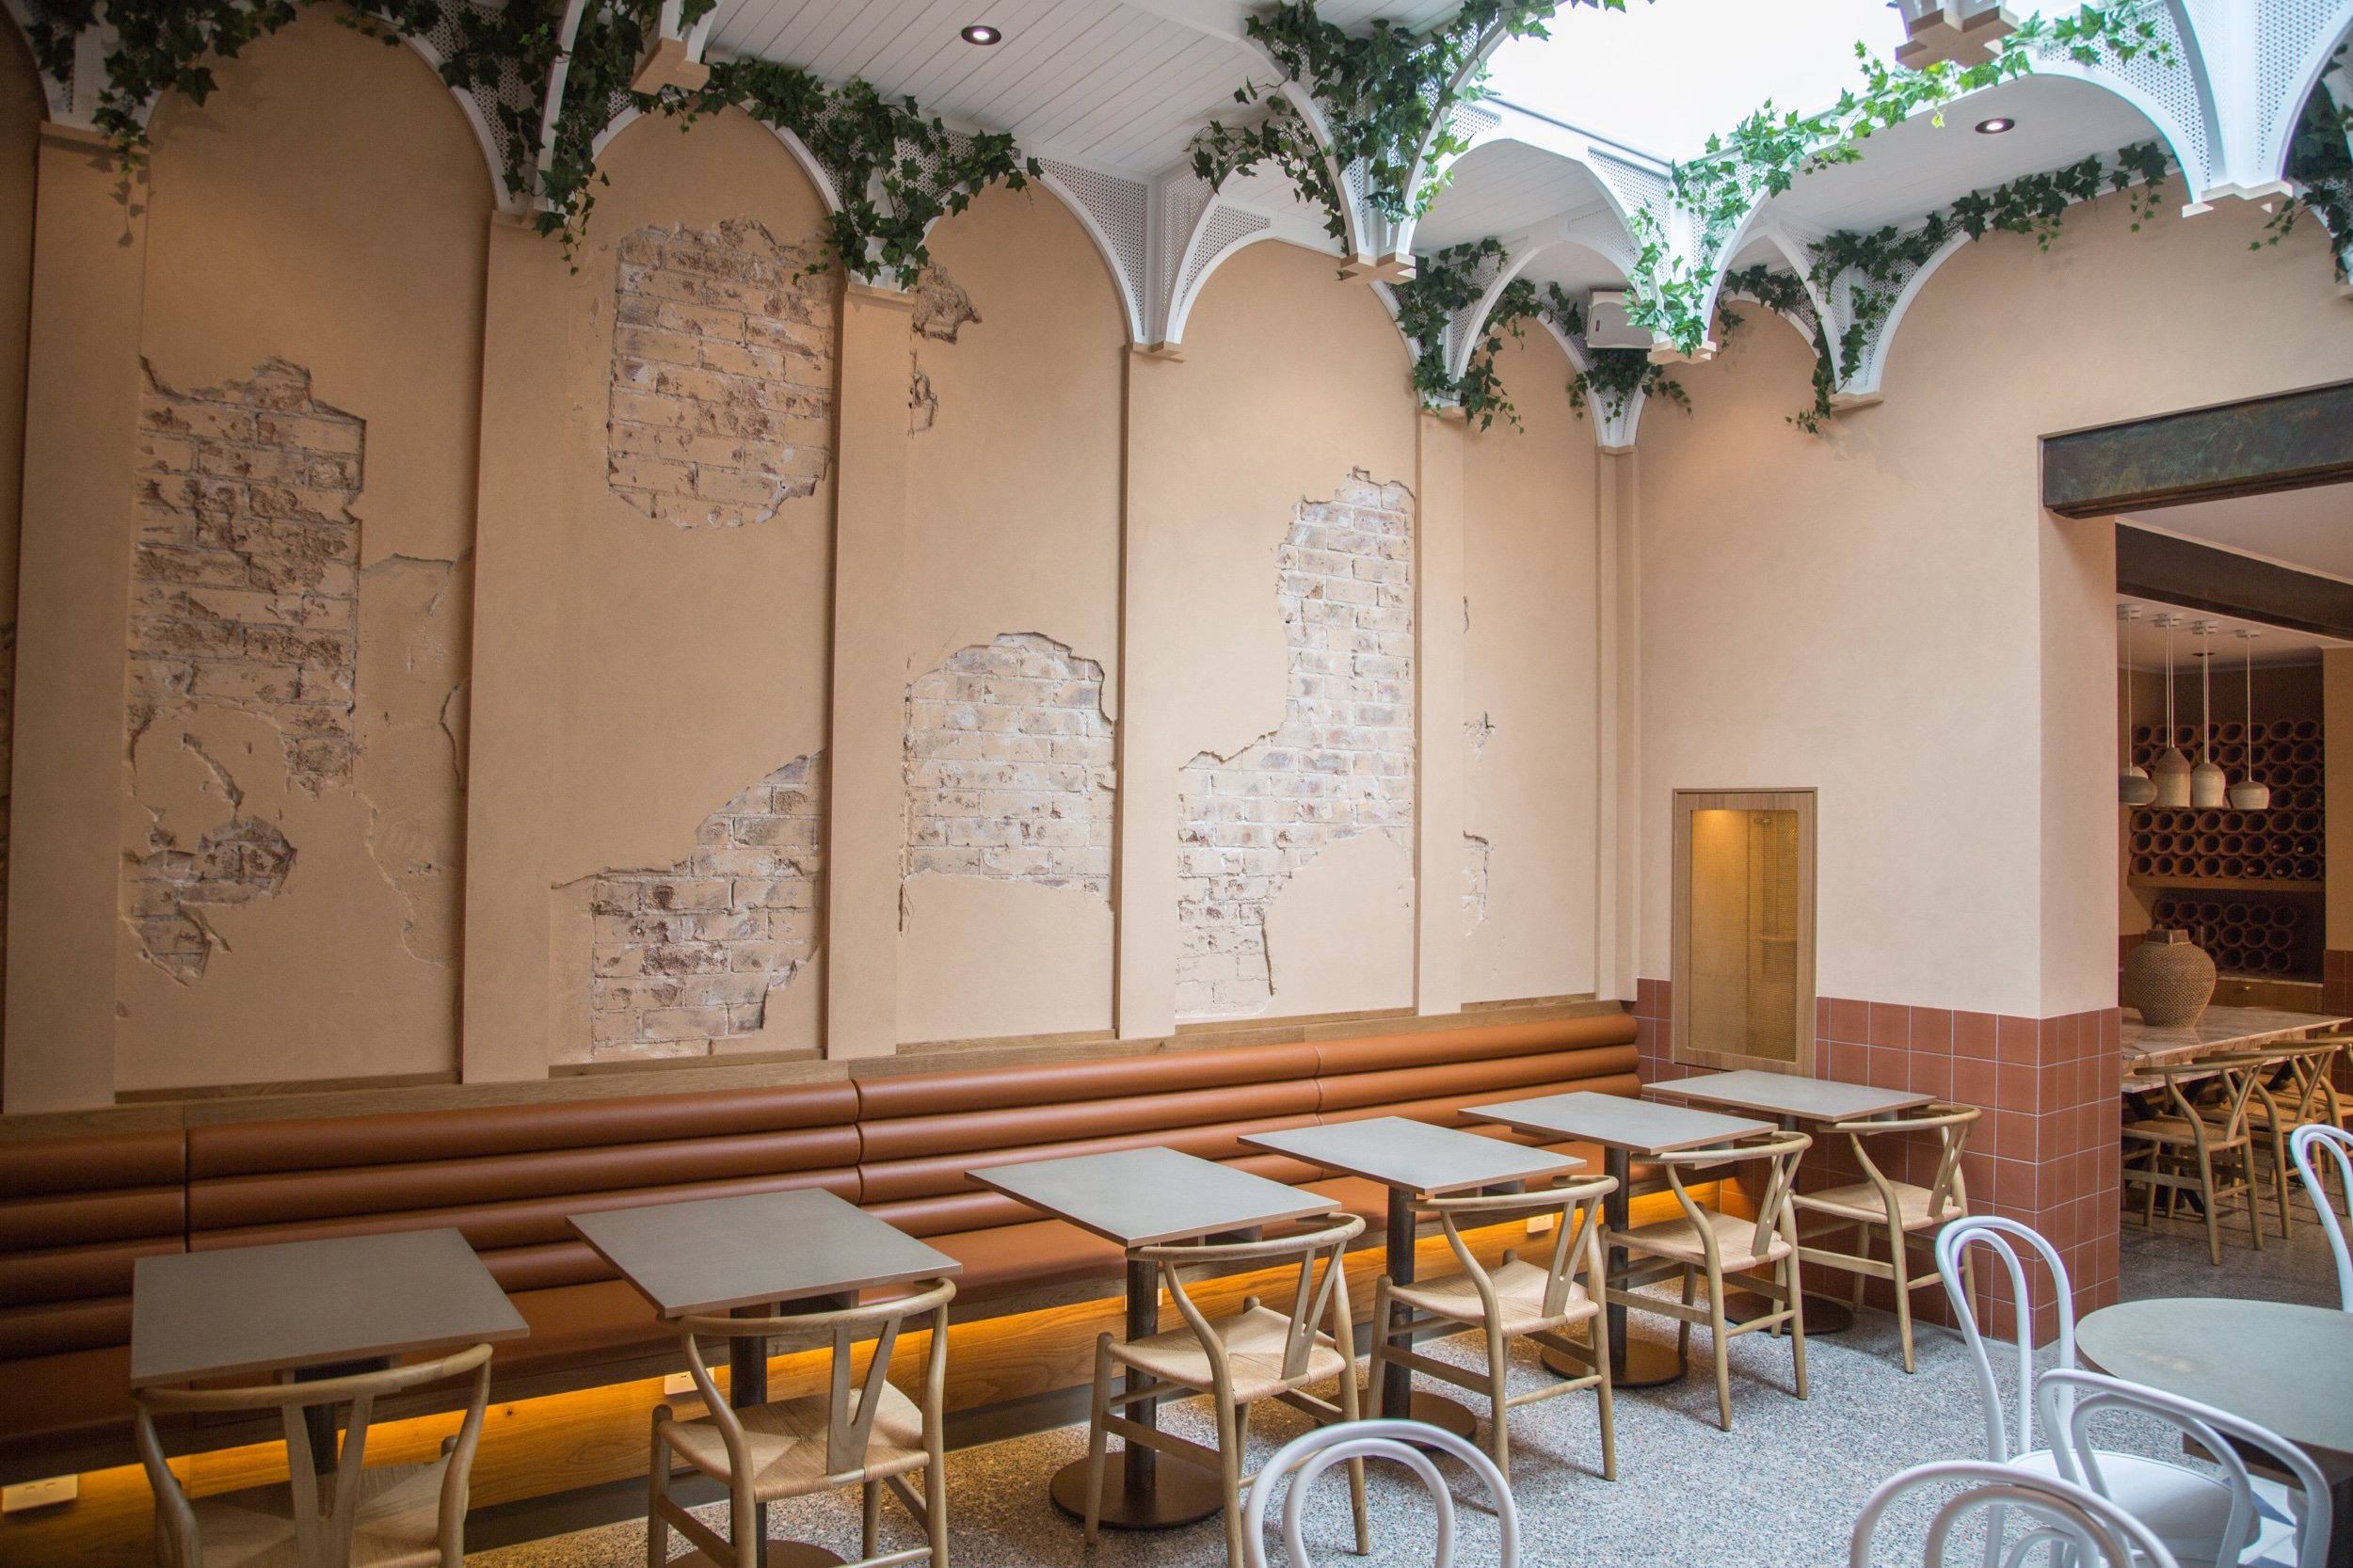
1996, 1016, 2040, 1065
1868, 1003, 1912, 1048
1830, 998, 1869, 1045
1954, 1012, 1998, 1060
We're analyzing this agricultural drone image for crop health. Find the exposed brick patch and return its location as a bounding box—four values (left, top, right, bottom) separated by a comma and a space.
123, 732, 296, 979
607, 218, 835, 529
1176, 471, 1416, 1018
1462, 833, 1490, 935
903, 634, 1113, 899
132, 359, 361, 792
589, 752, 824, 1056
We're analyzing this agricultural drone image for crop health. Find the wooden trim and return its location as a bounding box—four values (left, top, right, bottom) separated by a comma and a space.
0, 996, 1625, 1140
2042, 379, 2353, 518
1669, 790, 1818, 1077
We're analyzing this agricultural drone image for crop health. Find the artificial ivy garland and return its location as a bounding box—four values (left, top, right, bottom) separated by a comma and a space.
1192, 0, 1617, 243
2265, 57, 2351, 279
21, 0, 1034, 288
1621, 1, 2176, 357
1393, 240, 1684, 429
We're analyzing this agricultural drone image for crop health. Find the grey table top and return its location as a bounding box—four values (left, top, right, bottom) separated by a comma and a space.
1241, 1117, 1585, 1197
1651, 1069, 1931, 1124
1466, 1089, 1775, 1155
2077, 1297, 2353, 1461
131, 1228, 527, 1388
570, 1188, 958, 1319
973, 1145, 1338, 1247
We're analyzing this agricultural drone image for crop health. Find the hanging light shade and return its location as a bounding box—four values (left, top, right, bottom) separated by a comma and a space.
2227, 628, 2270, 810
2118, 605, 2157, 806
2153, 615, 2192, 808
2189, 621, 2227, 808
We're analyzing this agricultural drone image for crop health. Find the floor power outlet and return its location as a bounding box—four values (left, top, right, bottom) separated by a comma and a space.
2, 1476, 79, 1514
662, 1372, 697, 1397
1527, 1212, 1558, 1235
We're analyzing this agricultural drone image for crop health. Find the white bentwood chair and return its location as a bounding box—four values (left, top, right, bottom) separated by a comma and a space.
1935, 1216, 2081, 1472
2035, 1369, 2333, 1568
1241, 1418, 1517, 1568
1851, 1460, 2183, 1568
2290, 1123, 2353, 1309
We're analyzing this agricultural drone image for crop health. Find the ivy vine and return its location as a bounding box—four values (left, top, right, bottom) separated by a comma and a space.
1715, 264, 1839, 433
1621, 1, 2176, 358
21, 0, 1032, 288
2264, 66, 2352, 280
1394, 240, 1684, 431
1191, 0, 1621, 245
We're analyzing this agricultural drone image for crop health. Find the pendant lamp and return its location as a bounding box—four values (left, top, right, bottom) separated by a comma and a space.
2118, 605, 2157, 806
2227, 628, 2270, 810
2151, 615, 2192, 808
2189, 621, 2227, 808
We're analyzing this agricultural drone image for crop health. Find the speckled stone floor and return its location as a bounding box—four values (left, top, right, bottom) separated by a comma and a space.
471, 1191, 2344, 1568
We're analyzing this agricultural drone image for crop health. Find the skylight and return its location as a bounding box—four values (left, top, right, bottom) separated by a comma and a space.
1483, 0, 1908, 161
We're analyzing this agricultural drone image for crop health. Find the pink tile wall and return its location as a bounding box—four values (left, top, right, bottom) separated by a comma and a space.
1633, 978, 2121, 1339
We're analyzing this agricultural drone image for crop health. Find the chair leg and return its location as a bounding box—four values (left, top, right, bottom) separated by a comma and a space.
1705, 1269, 1733, 1432
926, 1431, 950, 1568
1083, 1336, 1113, 1546
2272, 1132, 2296, 1239
2196, 1146, 2224, 1265
862, 1480, 881, 1561
1366, 1279, 1392, 1419
1849, 1224, 1868, 1312
1785, 1255, 1809, 1402
1484, 1324, 1512, 1484
1335, 1343, 1369, 1556
1677, 1265, 1696, 1360
1215, 1393, 1247, 1568
1593, 1320, 1618, 1482
1889, 1224, 1917, 1374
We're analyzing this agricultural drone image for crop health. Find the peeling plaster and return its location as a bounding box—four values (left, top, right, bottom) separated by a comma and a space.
355, 552, 470, 967
123, 726, 296, 980
1466, 711, 1496, 758
908, 264, 977, 436
1463, 832, 1491, 935
1176, 471, 1416, 1018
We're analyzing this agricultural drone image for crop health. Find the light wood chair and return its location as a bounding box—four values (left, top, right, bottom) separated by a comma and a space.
1793, 1102, 1980, 1373
1367, 1174, 1617, 1481
1611, 1130, 1810, 1432
1081, 1212, 1368, 1568
2121, 1058, 2264, 1265
649, 1277, 957, 1568
2240, 1043, 2337, 1239
132, 1342, 495, 1568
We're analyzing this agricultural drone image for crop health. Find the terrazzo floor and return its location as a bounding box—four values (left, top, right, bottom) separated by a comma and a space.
471, 1191, 2345, 1568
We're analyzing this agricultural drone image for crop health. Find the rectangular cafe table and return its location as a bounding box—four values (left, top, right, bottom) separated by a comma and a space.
571, 1188, 960, 1568
1242, 1116, 1585, 1437
974, 1145, 1338, 1531
1648, 1069, 1931, 1335
131, 1228, 528, 1476
1466, 1091, 1774, 1387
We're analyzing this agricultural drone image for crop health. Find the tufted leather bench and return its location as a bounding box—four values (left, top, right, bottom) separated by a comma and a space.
0, 1012, 1635, 1480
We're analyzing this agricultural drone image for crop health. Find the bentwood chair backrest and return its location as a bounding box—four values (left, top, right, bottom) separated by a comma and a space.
1849, 1461, 2181, 1568
1651, 1129, 1812, 1266
2292, 1124, 2353, 1309
1135, 1213, 1366, 1388
1414, 1175, 1615, 1322
1242, 1418, 1517, 1568
1935, 1216, 2075, 1464
675, 1277, 958, 1480
2153, 1055, 2261, 1142
1823, 1103, 1980, 1224
2037, 1369, 2334, 1568
2258, 1042, 2339, 1128
132, 1341, 496, 1568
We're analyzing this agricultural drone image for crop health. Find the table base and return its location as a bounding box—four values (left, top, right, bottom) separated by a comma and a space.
1049, 1455, 1225, 1530
1721, 1288, 1853, 1334
1545, 1330, 1684, 1387
672, 1547, 842, 1568
1398, 1390, 1479, 1441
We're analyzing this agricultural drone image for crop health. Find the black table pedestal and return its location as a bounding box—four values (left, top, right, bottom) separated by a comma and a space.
1049, 1258, 1225, 1530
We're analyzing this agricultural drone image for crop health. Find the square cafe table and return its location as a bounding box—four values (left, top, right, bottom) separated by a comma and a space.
571, 1188, 960, 1568
1466, 1091, 1774, 1387
131, 1228, 528, 1475
974, 1145, 1337, 1531
1648, 1068, 1931, 1335
1241, 1116, 1584, 1439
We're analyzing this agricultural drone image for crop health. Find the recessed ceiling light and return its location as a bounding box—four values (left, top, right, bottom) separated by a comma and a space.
960, 23, 1001, 44
1974, 117, 2015, 135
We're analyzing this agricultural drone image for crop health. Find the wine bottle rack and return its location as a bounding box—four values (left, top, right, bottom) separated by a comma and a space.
2126, 719, 2325, 888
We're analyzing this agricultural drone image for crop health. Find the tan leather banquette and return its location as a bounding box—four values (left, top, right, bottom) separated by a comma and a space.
0, 1014, 1634, 1480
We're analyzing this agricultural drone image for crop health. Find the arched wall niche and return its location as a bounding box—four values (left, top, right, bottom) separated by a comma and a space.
896, 179, 1127, 1047
544, 104, 838, 1064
